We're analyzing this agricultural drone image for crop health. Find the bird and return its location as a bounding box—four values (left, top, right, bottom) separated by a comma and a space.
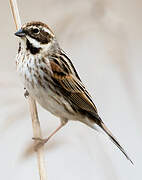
15, 21, 133, 164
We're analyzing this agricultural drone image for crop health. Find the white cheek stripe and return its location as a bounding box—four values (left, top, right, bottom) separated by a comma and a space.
26, 36, 41, 48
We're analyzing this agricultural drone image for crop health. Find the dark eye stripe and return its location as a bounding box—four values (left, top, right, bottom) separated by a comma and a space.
28, 30, 52, 44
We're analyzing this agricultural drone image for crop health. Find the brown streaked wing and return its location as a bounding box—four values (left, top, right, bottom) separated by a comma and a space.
50, 60, 98, 114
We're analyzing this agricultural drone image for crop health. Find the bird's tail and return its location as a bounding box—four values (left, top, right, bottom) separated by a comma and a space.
92, 119, 133, 164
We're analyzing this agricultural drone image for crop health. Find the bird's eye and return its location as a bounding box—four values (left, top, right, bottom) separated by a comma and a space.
32, 28, 39, 34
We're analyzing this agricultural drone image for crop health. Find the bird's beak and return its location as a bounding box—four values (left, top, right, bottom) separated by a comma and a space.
15, 29, 26, 37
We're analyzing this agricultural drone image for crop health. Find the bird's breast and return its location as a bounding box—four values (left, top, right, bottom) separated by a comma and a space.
16, 50, 76, 119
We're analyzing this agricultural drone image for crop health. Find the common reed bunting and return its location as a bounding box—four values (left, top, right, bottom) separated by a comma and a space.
15, 21, 133, 164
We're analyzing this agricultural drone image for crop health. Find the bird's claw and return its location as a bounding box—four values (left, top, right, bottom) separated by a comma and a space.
32, 137, 48, 151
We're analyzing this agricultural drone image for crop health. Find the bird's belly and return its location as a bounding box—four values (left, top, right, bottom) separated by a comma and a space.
27, 82, 75, 120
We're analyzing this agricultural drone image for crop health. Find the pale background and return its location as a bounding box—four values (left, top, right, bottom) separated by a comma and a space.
0, 0, 142, 179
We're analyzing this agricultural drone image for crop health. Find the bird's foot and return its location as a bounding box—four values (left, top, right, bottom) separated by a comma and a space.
32, 137, 49, 151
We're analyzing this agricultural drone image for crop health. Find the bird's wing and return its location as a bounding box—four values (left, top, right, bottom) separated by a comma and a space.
49, 54, 134, 164
49, 53, 98, 114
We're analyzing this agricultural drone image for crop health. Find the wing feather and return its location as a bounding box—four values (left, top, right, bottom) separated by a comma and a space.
49, 58, 98, 114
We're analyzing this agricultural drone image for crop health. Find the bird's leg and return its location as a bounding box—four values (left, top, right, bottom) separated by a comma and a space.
33, 118, 68, 150
24, 87, 29, 98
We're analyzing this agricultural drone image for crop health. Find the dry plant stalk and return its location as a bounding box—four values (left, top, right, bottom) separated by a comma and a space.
9, 0, 47, 179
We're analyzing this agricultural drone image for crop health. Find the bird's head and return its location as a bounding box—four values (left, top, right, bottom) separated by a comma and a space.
15, 21, 58, 54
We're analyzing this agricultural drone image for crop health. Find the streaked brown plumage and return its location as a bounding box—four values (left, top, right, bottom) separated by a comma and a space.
15, 21, 133, 164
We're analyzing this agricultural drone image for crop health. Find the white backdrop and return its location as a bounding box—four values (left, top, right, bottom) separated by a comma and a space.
0, 0, 141, 179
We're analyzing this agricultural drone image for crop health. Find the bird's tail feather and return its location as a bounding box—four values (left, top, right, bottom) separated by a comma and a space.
94, 120, 133, 165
